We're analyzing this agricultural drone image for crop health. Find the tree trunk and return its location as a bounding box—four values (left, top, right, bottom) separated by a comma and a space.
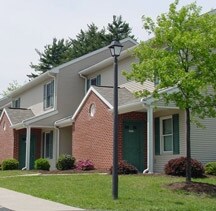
186, 107, 191, 183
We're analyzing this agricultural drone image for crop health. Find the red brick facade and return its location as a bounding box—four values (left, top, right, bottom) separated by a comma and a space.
0, 112, 15, 162
72, 91, 147, 170
0, 112, 42, 165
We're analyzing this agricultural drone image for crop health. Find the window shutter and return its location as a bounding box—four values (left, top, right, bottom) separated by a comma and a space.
43, 84, 46, 109
50, 80, 54, 107
173, 114, 180, 154
87, 79, 90, 90
155, 117, 160, 155
96, 75, 101, 86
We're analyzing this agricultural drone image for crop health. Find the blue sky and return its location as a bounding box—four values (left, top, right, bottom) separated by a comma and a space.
0, 0, 215, 94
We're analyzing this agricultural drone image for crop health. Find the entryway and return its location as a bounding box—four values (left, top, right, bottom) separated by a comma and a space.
123, 121, 144, 171
19, 135, 36, 169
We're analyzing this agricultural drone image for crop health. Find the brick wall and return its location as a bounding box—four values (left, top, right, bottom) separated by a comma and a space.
0, 113, 15, 163
72, 92, 113, 170
72, 90, 148, 171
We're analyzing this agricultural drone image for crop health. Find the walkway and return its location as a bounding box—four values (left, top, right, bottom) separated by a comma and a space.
0, 188, 84, 211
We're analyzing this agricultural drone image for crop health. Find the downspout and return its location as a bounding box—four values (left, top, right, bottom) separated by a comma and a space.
79, 74, 88, 94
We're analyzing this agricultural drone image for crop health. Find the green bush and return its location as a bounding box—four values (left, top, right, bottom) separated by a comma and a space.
34, 158, 50, 171
205, 162, 216, 176
56, 154, 75, 170
110, 160, 138, 175
164, 157, 204, 178
2, 159, 19, 170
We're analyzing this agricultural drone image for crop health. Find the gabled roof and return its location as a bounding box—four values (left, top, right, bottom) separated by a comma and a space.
72, 85, 142, 121
8, 38, 137, 98
0, 107, 35, 126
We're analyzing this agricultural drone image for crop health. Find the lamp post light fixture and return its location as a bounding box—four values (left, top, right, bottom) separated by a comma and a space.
109, 40, 123, 200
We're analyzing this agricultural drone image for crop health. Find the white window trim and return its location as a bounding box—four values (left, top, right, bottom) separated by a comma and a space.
44, 80, 54, 110
160, 115, 173, 154
43, 131, 53, 159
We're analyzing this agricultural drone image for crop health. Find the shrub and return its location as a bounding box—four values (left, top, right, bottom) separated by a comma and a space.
56, 154, 75, 170
34, 158, 50, 171
205, 162, 216, 176
164, 157, 204, 178
2, 159, 19, 170
110, 160, 138, 175
76, 160, 95, 171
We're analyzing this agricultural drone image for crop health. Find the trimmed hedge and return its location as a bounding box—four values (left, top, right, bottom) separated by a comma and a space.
205, 162, 216, 176
2, 159, 19, 170
34, 158, 50, 171
164, 156, 204, 178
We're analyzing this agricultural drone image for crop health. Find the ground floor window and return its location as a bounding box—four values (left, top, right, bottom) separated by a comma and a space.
43, 131, 53, 159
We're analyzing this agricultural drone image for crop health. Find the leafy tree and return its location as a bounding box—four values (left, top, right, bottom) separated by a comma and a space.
70, 23, 108, 58
28, 38, 73, 79
124, 1, 216, 182
107, 15, 135, 41
1, 80, 21, 97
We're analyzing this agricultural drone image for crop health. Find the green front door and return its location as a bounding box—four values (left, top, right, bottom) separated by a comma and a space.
123, 121, 144, 171
19, 135, 36, 169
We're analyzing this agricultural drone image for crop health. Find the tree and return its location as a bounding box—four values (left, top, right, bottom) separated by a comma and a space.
70, 23, 108, 58
28, 38, 73, 79
107, 15, 135, 41
28, 16, 135, 79
1, 80, 21, 97
124, 1, 216, 182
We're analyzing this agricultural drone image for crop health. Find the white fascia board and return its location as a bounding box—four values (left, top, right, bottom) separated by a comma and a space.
141, 86, 179, 105
54, 116, 73, 128
9, 71, 56, 97
109, 101, 146, 115
72, 86, 113, 121
0, 108, 13, 126
79, 46, 136, 76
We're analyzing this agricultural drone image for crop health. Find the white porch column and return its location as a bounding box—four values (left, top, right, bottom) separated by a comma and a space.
25, 126, 31, 170
147, 106, 154, 173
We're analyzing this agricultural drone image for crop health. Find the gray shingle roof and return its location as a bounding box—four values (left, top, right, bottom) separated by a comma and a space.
93, 86, 140, 107
5, 107, 35, 125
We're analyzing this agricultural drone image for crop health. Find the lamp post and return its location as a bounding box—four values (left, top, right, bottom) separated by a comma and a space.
109, 40, 123, 200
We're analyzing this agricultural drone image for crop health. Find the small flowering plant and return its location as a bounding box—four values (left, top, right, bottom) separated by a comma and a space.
76, 159, 95, 171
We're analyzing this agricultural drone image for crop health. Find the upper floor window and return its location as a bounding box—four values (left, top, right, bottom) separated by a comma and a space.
44, 80, 54, 110
87, 75, 101, 90
12, 98, 20, 108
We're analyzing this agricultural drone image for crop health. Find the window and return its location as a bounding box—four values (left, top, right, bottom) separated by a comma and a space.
89, 103, 96, 117
44, 80, 54, 109
87, 75, 101, 90
43, 131, 53, 159
161, 116, 173, 153
12, 98, 20, 108
155, 114, 179, 155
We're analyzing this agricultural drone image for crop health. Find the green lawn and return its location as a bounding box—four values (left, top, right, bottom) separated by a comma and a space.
0, 172, 216, 211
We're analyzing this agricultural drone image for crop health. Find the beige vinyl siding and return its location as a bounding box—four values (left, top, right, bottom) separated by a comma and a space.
15, 78, 53, 115
88, 56, 135, 87
153, 109, 186, 173
59, 126, 72, 155
191, 117, 216, 164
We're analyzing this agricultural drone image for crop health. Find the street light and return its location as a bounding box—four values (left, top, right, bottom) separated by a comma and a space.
109, 40, 123, 200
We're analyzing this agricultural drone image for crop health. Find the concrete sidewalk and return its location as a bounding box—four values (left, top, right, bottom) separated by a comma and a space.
0, 188, 84, 211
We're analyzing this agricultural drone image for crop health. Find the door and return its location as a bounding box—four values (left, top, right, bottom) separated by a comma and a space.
123, 121, 144, 171
19, 135, 36, 169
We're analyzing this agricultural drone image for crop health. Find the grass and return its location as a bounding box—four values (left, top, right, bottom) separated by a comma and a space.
0, 170, 38, 177
0, 171, 216, 211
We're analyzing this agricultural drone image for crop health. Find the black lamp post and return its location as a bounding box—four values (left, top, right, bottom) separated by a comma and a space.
109, 40, 123, 200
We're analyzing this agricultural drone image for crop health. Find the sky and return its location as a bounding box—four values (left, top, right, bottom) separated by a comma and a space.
0, 0, 215, 94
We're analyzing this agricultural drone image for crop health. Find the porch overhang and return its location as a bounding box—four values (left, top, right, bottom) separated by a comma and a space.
54, 116, 73, 128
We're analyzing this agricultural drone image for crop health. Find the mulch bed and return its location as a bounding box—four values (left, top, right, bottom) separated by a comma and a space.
167, 181, 216, 196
